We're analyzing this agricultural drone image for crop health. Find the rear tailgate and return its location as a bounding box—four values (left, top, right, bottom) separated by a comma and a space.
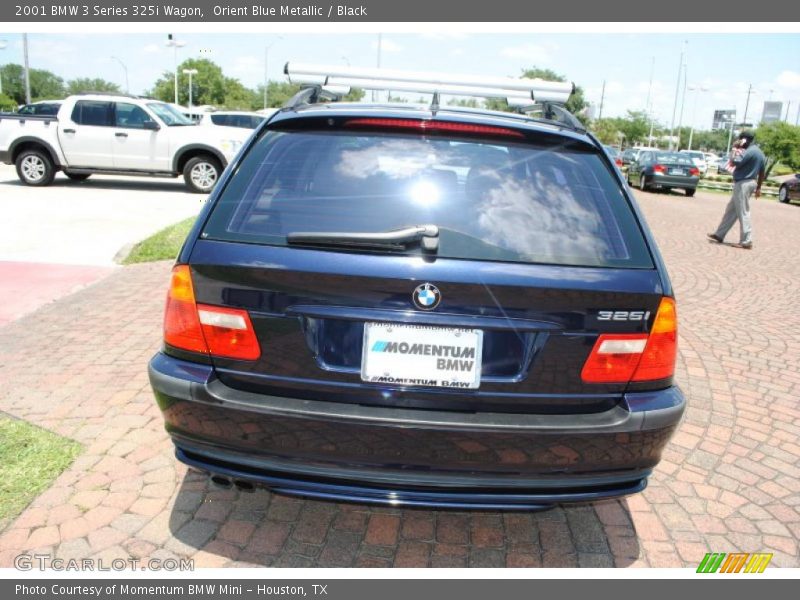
185, 115, 665, 414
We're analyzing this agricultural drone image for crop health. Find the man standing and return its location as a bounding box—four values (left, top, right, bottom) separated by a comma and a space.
707, 131, 766, 249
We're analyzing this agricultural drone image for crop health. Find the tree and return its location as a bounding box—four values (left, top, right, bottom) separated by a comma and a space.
66, 78, 120, 95
254, 82, 365, 110
591, 118, 622, 145
614, 110, 650, 146
0, 93, 17, 111
484, 67, 588, 122
149, 58, 255, 109
0, 64, 65, 104
755, 121, 800, 176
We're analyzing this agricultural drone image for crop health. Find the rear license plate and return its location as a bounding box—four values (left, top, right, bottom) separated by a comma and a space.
670, 168, 686, 175
361, 322, 483, 389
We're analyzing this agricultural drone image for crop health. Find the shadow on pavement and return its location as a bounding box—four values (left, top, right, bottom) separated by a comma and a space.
168, 470, 641, 568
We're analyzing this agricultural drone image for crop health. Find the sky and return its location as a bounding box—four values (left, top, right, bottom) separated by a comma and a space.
1, 32, 799, 128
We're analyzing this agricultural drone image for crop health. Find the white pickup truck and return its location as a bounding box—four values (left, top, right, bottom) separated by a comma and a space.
0, 93, 254, 193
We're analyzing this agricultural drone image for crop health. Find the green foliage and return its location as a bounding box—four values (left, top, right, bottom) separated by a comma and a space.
0, 416, 82, 529
0, 93, 17, 111
148, 58, 255, 109
755, 121, 800, 176
65, 77, 120, 95
447, 98, 481, 108
484, 67, 588, 123
0, 63, 65, 104
123, 216, 196, 264
590, 118, 623, 145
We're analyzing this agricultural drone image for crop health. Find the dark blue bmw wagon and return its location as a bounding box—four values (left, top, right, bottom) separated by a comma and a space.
149, 69, 685, 510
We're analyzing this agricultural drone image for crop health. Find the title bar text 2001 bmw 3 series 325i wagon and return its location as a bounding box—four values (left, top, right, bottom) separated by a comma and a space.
148, 64, 686, 510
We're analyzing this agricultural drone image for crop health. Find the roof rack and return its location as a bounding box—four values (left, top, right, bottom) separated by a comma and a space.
284, 62, 574, 105
281, 62, 586, 134
72, 91, 150, 99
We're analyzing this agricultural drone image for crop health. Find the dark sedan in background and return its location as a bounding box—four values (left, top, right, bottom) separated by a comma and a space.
779, 174, 800, 204
627, 150, 700, 197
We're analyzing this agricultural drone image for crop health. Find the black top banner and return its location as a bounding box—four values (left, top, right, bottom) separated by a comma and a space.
3, 0, 800, 22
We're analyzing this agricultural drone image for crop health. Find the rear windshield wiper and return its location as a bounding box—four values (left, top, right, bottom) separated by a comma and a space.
286, 224, 439, 252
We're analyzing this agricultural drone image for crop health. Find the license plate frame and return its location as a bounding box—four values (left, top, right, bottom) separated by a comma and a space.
361, 322, 483, 389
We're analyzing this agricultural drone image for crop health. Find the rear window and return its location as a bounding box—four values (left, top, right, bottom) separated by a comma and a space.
656, 153, 694, 165
71, 101, 112, 126
203, 127, 653, 268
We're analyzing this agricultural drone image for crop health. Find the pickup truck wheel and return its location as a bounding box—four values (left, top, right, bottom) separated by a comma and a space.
16, 149, 55, 186
65, 172, 91, 182
184, 155, 221, 193
779, 185, 789, 203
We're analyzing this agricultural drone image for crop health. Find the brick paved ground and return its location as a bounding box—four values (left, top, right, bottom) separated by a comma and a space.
0, 189, 798, 568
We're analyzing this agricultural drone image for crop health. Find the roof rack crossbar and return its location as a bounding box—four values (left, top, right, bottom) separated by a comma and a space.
284, 62, 574, 105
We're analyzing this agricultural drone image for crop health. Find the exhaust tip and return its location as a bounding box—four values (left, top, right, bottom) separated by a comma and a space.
234, 479, 255, 493
210, 475, 232, 489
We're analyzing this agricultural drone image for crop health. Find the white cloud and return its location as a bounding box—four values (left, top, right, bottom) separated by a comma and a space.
143, 43, 161, 54
776, 70, 800, 90
373, 38, 403, 53
500, 43, 553, 63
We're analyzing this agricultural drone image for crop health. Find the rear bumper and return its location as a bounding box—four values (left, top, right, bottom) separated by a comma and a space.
149, 352, 686, 509
650, 174, 699, 189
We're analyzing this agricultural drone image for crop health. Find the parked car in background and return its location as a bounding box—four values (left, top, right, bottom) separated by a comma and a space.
148, 63, 685, 510
628, 150, 700, 196
0, 93, 251, 192
778, 174, 800, 204
680, 150, 708, 175
603, 145, 623, 168
18, 101, 62, 117
199, 111, 267, 129
703, 152, 719, 167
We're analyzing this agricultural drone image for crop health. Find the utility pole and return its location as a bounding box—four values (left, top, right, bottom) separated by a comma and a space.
262, 36, 282, 110
785, 101, 791, 123
165, 34, 186, 105
373, 33, 383, 102
726, 110, 737, 155
0, 39, 7, 97
598, 80, 606, 119
23, 33, 31, 105
645, 56, 655, 145
111, 56, 129, 93
676, 65, 688, 150
687, 85, 708, 151
668, 40, 687, 151
742, 83, 754, 126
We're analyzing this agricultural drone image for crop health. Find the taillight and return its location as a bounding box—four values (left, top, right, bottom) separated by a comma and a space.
582, 297, 677, 384
615, 158, 623, 167
344, 118, 525, 139
163, 265, 261, 361
197, 304, 260, 360
653, 164, 666, 174
689, 167, 700, 176
164, 265, 206, 354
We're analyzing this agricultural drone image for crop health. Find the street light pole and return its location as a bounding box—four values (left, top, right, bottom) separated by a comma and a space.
742, 83, 754, 126
165, 35, 186, 105
22, 33, 31, 105
263, 36, 283, 110
111, 56, 129, 94
668, 40, 687, 151
645, 56, 655, 145
687, 85, 708, 151
0, 39, 7, 97
726, 110, 737, 155
182, 68, 198, 108
676, 64, 688, 150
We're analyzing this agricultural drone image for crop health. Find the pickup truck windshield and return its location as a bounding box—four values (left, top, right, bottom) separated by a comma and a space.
146, 102, 194, 126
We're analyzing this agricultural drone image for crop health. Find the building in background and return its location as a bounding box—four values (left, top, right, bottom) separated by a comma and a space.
712, 109, 736, 131
761, 101, 783, 124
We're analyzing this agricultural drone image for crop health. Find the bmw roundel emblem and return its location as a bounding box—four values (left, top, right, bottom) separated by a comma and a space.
412, 283, 441, 310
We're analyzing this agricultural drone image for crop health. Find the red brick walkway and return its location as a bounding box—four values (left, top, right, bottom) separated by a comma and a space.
0, 190, 798, 568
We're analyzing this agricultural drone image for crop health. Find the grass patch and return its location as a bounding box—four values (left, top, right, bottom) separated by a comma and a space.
122, 216, 196, 264
0, 416, 82, 530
